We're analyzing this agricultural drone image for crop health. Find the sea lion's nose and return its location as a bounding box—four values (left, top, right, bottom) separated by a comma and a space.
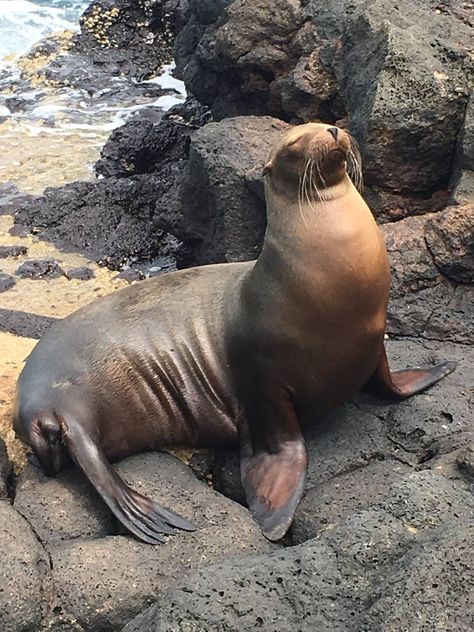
328, 127, 339, 141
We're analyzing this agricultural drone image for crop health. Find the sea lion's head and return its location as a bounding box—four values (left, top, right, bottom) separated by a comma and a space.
13, 407, 68, 475
263, 122, 362, 201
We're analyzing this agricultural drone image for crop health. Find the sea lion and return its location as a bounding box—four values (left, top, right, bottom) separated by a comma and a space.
13, 122, 455, 544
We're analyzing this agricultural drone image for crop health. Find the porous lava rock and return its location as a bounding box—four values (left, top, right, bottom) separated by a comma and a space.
7, 452, 272, 632
176, 0, 473, 212
13, 176, 177, 270
382, 207, 474, 344
180, 116, 288, 263
0, 502, 50, 632
123, 502, 474, 632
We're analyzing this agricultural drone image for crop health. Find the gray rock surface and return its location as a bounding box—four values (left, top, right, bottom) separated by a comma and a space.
0, 501, 50, 632
0, 438, 10, 499
123, 501, 474, 631
14, 465, 113, 545
5, 452, 272, 632
181, 116, 288, 263
382, 208, 474, 344
0, 272, 16, 292
16, 259, 65, 280
212, 337, 473, 542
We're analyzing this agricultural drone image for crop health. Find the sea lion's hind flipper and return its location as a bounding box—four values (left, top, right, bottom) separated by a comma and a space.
363, 346, 456, 400
59, 416, 196, 544
240, 396, 307, 542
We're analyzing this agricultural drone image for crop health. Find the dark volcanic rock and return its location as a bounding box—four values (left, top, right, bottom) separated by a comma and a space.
0, 501, 50, 632
10, 452, 272, 632
0, 439, 10, 500
177, 0, 473, 209
70, 0, 178, 81
13, 110, 206, 269
0, 245, 28, 258
0, 272, 16, 292
96, 114, 194, 179
65, 266, 95, 281
16, 259, 65, 280
181, 116, 288, 264
382, 210, 474, 344
0, 308, 58, 339
13, 176, 177, 269
124, 501, 474, 632
425, 203, 474, 284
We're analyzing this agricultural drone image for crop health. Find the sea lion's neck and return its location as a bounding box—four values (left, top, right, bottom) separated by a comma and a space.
248, 175, 388, 303
262, 175, 373, 255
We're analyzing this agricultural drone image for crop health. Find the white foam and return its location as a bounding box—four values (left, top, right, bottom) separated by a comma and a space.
143, 63, 186, 98
0, 0, 88, 59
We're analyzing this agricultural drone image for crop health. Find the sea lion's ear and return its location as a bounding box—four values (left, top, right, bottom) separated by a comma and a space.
262, 162, 272, 176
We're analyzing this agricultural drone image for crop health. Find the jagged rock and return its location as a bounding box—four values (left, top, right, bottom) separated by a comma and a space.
96, 115, 193, 179
0, 502, 50, 632
177, 0, 473, 209
13, 176, 178, 270
181, 116, 288, 263
123, 501, 474, 632
382, 212, 474, 344
71, 0, 177, 80
425, 203, 474, 284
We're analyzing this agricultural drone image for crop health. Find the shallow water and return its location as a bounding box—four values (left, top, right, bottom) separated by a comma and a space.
0, 0, 89, 58
0, 0, 186, 193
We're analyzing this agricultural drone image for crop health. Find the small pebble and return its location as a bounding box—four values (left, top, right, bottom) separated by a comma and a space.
0, 272, 16, 292
66, 267, 95, 281
0, 245, 28, 259
115, 269, 145, 283
16, 259, 65, 279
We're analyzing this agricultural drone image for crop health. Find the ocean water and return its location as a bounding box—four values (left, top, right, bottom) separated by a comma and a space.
0, 0, 186, 194
0, 0, 90, 59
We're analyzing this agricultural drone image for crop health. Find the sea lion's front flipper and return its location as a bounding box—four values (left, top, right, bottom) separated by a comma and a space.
363, 346, 456, 400
59, 417, 196, 544
240, 395, 307, 542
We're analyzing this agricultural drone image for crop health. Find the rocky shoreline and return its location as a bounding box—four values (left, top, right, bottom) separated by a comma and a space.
0, 1, 473, 631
